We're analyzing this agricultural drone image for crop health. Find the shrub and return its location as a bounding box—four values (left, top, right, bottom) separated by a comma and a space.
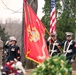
32, 55, 72, 75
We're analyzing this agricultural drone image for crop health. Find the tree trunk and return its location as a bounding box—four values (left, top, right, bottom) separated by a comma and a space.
27, 0, 38, 14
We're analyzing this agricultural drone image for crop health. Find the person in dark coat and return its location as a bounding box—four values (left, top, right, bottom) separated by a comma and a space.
47, 32, 61, 57
59, 32, 76, 64
4, 36, 21, 62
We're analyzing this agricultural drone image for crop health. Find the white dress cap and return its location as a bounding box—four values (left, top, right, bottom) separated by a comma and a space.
65, 32, 73, 36
51, 32, 57, 36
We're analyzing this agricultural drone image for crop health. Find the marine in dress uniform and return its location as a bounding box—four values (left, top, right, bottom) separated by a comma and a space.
59, 32, 76, 64
4, 36, 21, 62
47, 33, 61, 57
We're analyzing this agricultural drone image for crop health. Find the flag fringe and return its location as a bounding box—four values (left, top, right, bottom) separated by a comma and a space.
25, 55, 41, 64
25, 49, 41, 64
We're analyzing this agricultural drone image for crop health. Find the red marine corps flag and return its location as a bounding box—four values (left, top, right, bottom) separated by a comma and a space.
23, 0, 49, 63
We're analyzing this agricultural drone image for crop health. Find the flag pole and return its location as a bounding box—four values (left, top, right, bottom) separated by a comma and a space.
45, 28, 50, 36
44, 26, 51, 54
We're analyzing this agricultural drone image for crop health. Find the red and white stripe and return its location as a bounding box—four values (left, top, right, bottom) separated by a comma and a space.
50, 7, 56, 34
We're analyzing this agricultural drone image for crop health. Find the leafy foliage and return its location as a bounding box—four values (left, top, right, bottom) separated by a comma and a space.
57, 0, 76, 41
41, 0, 76, 41
0, 25, 9, 44
42, 0, 50, 32
32, 55, 72, 75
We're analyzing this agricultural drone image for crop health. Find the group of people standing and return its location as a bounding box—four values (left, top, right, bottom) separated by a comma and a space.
47, 32, 76, 64
1, 32, 76, 74
3, 32, 76, 65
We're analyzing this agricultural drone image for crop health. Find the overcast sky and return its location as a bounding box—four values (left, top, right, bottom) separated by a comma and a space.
0, 0, 45, 22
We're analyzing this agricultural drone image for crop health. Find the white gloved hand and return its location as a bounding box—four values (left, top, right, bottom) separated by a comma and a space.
5, 41, 9, 45
47, 37, 51, 41
71, 59, 74, 63
54, 43, 59, 46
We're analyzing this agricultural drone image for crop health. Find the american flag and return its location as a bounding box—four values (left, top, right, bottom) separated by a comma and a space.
50, 0, 56, 34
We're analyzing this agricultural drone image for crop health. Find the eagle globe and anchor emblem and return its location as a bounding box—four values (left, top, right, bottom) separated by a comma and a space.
27, 26, 40, 42
27, 25, 47, 60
